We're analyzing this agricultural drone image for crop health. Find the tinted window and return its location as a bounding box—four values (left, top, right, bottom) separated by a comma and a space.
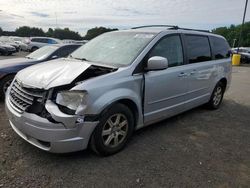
31, 38, 41, 42
48, 39, 58, 44
54, 45, 80, 57
186, 35, 212, 63
211, 37, 230, 59
148, 35, 184, 67
40, 38, 49, 43
31, 38, 48, 43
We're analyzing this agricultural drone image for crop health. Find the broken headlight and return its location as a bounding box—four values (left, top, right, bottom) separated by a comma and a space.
56, 90, 87, 113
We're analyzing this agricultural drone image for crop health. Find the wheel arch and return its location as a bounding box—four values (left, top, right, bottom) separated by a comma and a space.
218, 77, 227, 91
99, 98, 140, 129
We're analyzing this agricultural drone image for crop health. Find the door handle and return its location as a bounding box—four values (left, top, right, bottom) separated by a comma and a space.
178, 72, 188, 77
190, 70, 197, 75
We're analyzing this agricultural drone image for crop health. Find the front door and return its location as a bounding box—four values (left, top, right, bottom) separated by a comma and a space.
144, 35, 190, 125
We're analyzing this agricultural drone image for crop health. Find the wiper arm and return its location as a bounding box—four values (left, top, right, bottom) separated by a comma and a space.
76, 57, 89, 61
70, 55, 89, 62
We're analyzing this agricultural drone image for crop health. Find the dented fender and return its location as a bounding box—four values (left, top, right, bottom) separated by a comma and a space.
45, 100, 85, 129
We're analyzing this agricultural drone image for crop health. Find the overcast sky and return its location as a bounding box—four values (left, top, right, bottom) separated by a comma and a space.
0, 0, 249, 35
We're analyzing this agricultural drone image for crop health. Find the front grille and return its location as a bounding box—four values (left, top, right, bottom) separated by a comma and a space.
9, 80, 44, 113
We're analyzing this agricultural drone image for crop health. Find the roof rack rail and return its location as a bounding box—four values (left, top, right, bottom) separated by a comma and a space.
131, 25, 210, 33
131, 25, 179, 29
170, 27, 210, 33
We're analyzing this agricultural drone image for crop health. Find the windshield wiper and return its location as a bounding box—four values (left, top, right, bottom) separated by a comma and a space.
69, 55, 89, 62
25, 56, 33, 59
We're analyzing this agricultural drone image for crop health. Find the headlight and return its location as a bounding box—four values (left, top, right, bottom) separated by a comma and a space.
56, 90, 87, 112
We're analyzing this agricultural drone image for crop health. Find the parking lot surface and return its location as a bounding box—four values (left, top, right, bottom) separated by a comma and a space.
0, 53, 250, 187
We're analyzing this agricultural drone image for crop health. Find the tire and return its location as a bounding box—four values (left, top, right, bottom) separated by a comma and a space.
2, 50, 8, 56
0, 75, 15, 100
31, 46, 38, 52
206, 82, 225, 110
90, 103, 134, 156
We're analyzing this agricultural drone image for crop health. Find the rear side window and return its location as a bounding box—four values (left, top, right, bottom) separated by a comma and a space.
31, 38, 48, 43
40, 38, 49, 43
54, 45, 80, 57
48, 39, 58, 44
210, 37, 230, 59
148, 35, 184, 67
186, 35, 212, 63
31, 38, 41, 42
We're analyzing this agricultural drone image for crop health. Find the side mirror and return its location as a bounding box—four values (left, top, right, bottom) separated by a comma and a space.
146, 56, 168, 71
51, 55, 58, 59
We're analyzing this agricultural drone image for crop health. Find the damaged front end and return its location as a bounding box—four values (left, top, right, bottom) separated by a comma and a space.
8, 64, 116, 128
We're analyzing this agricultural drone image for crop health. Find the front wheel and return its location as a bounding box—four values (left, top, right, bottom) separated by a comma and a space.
206, 82, 225, 110
31, 46, 38, 52
90, 103, 134, 156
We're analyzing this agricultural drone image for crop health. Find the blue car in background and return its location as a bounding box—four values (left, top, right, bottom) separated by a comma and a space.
0, 43, 81, 99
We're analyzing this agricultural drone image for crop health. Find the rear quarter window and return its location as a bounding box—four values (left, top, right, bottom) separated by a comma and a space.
210, 37, 230, 59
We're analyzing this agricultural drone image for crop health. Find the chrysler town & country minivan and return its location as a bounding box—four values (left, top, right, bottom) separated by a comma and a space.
5, 26, 232, 156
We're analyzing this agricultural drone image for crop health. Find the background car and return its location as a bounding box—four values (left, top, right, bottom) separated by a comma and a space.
0, 42, 16, 56
25, 37, 61, 52
231, 47, 250, 63
9, 36, 29, 51
0, 36, 20, 52
0, 43, 81, 99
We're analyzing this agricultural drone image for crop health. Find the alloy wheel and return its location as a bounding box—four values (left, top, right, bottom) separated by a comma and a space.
102, 113, 128, 148
213, 86, 222, 106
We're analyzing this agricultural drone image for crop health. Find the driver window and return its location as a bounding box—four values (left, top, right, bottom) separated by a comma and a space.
149, 35, 184, 67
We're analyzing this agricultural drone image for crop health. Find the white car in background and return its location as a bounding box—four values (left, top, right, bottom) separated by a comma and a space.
9, 37, 29, 51
0, 36, 20, 52
25, 37, 61, 52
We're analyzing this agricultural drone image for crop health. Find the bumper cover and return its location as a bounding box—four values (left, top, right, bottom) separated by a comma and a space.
5, 96, 98, 153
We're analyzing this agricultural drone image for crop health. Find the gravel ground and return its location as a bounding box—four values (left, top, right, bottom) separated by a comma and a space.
0, 53, 250, 187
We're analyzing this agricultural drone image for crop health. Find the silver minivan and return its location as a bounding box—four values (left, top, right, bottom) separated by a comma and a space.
5, 26, 232, 156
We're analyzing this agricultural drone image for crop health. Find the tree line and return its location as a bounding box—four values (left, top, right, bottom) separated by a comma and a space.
212, 21, 250, 47
0, 22, 249, 46
0, 26, 118, 40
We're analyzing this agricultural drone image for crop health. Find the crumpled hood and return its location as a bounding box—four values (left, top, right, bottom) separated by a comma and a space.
16, 58, 91, 89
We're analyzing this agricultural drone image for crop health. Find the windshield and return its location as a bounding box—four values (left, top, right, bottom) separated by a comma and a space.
70, 32, 155, 67
26, 45, 58, 60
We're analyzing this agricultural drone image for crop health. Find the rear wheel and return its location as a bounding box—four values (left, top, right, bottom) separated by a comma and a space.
90, 103, 134, 156
31, 46, 38, 52
206, 82, 225, 110
0, 75, 15, 100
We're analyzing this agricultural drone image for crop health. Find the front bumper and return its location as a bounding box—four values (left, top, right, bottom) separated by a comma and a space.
5, 96, 98, 153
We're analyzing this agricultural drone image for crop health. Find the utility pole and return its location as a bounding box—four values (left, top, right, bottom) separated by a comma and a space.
237, 0, 248, 52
